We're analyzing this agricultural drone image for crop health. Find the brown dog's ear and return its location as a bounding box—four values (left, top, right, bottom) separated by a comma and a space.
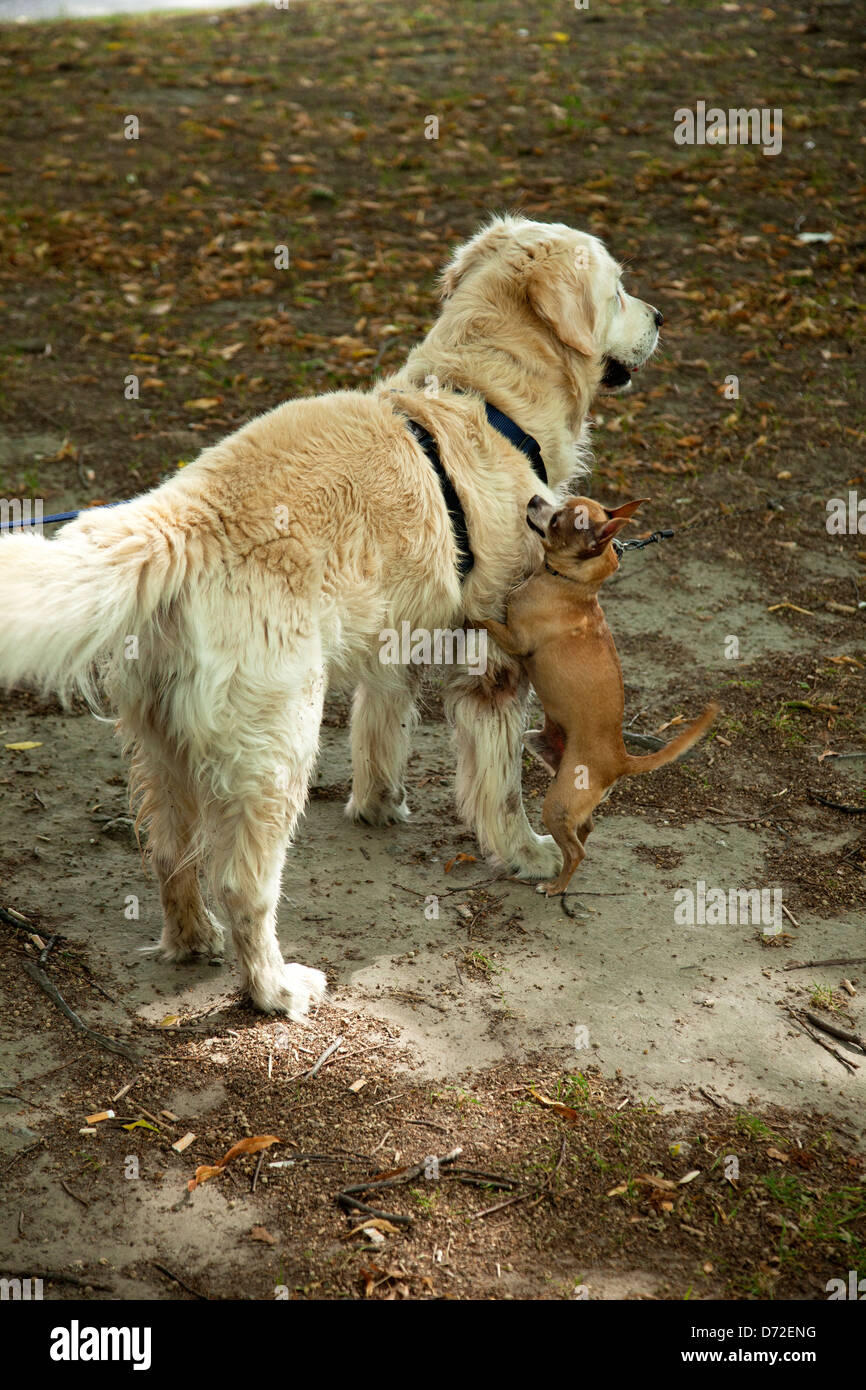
528, 251, 596, 356
595, 515, 634, 544
604, 497, 650, 521
439, 218, 515, 299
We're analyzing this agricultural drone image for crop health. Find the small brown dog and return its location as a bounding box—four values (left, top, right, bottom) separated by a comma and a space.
479, 495, 717, 895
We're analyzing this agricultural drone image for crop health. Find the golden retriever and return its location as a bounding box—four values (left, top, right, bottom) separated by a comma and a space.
0, 215, 661, 1016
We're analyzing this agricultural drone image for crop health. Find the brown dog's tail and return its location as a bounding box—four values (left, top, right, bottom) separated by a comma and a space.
620, 702, 718, 776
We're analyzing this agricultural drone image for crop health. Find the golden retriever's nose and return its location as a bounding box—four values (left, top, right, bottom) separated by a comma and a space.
528, 495, 545, 510
653, 308, 664, 327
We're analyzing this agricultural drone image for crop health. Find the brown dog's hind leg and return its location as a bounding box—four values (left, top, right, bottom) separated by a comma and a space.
524, 716, 566, 774
537, 785, 597, 896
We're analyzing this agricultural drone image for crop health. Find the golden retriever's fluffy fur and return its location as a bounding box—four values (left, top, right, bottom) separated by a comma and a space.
0, 216, 660, 1015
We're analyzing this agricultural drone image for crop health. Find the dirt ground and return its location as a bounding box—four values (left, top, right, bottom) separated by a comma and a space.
0, 0, 864, 1301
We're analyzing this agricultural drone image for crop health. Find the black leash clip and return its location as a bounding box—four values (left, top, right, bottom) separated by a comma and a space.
613, 527, 675, 558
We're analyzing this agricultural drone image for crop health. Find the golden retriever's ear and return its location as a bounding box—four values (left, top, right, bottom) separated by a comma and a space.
439, 219, 514, 299
528, 254, 597, 356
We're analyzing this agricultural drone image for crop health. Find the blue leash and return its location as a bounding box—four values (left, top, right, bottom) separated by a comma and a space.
0, 500, 129, 531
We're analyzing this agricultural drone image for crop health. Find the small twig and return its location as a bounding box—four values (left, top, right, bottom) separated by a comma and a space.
707, 813, 793, 826
38, 933, 57, 965
0, 1140, 45, 1175
367, 1089, 416, 1108
151, 1261, 207, 1300
251, 1151, 265, 1193
300, 1035, 343, 1081
450, 1168, 517, 1190
60, 1180, 89, 1208
801, 1010, 866, 1053
471, 1189, 537, 1220
341, 1147, 463, 1198
20, 958, 139, 1065
0, 904, 34, 930
698, 1087, 728, 1110
2, 1269, 111, 1290
337, 1195, 413, 1226
808, 789, 866, 815
394, 875, 505, 899
783, 956, 866, 972
335, 1146, 463, 1225
785, 1007, 858, 1073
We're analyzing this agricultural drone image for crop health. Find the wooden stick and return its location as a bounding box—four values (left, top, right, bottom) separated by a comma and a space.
251, 1151, 265, 1193
808, 789, 866, 815
60, 1180, 89, 1208
20, 959, 139, 1065
303, 1035, 343, 1081
471, 1189, 537, 1220
783, 957, 866, 972
151, 1261, 207, 1300
785, 1008, 858, 1074
802, 1009, 866, 1053
337, 1194, 413, 1225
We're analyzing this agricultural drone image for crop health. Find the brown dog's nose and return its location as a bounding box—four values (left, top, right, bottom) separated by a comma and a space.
653, 308, 664, 327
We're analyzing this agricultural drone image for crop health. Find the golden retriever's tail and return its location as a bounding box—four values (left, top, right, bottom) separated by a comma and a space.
0, 496, 190, 707
620, 702, 718, 776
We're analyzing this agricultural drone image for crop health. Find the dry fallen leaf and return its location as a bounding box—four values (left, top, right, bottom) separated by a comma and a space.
444, 852, 477, 873
634, 1173, 678, 1191
342, 1218, 402, 1240
249, 1225, 277, 1245
221, 1135, 281, 1165
528, 1088, 579, 1122
188, 1134, 280, 1190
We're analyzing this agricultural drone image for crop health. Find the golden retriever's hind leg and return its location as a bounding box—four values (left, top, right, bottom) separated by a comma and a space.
130, 740, 224, 963
444, 664, 563, 880
201, 664, 328, 1018
346, 669, 419, 826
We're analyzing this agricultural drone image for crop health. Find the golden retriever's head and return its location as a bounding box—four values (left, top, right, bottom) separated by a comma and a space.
440, 215, 662, 392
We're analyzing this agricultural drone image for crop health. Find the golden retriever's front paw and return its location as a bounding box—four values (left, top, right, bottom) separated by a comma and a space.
508, 833, 563, 881
248, 963, 327, 1019
345, 790, 410, 826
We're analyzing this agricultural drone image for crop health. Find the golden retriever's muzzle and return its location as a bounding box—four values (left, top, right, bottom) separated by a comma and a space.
603, 306, 664, 391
